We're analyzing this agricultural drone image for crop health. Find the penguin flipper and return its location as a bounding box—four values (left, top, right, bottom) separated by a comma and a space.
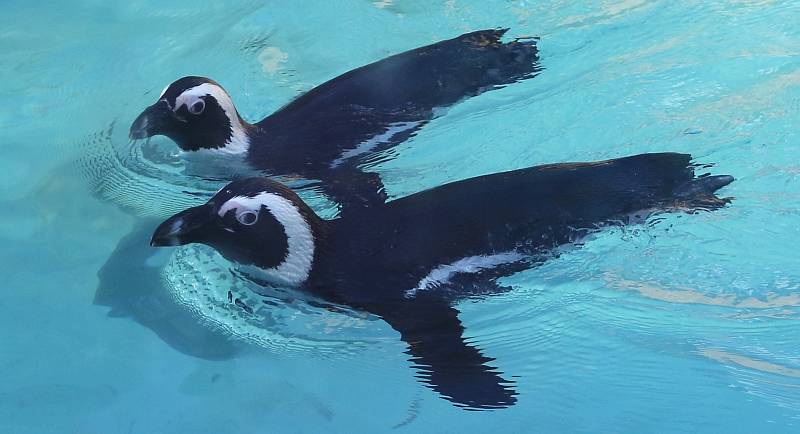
301, 167, 389, 216
376, 297, 517, 410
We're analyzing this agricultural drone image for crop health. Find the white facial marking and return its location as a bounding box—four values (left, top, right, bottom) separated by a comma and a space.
405, 252, 525, 298
174, 83, 251, 154
330, 121, 420, 168
219, 193, 314, 287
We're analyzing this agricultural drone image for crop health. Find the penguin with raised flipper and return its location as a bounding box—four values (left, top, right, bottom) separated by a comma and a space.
151, 152, 734, 409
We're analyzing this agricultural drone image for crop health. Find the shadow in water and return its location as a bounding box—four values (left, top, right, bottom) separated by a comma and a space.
94, 218, 241, 360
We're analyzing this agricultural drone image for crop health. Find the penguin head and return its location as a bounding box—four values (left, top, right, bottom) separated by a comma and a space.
130, 76, 251, 153
152, 178, 322, 286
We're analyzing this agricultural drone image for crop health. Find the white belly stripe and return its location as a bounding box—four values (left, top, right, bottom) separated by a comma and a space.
330, 121, 420, 168
405, 252, 525, 298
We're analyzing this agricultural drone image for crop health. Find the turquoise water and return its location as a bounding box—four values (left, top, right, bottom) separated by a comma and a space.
3, 0, 800, 432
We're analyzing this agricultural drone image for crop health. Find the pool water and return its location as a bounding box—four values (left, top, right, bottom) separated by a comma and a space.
2, 1, 800, 432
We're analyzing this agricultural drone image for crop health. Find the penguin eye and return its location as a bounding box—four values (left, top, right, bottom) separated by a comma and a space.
188, 99, 205, 115
236, 210, 258, 226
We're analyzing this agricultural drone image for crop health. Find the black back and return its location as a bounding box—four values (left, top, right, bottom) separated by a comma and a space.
317, 153, 716, 302
250, 29, 540, 172
304, 152, 731, 410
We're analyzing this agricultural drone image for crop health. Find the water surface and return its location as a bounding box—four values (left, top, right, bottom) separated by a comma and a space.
2, 1, 799, 432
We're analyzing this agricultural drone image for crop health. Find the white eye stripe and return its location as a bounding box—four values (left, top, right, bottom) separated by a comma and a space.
174, 94, 203, 112
218, 196, 256, 217
218, 193, 315, 286
173, 82, 250, 154
174, 83, 226, 112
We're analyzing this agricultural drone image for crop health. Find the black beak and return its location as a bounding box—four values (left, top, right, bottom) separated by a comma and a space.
151, 204, 214, 247
130, 99, 176, 140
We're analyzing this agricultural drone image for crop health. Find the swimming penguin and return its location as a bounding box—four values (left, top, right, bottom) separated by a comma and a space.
151, 152, 734, 410
129, 29, 541, 212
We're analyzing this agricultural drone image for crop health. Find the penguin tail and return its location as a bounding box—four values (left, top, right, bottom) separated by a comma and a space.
456, 28, 543, 86
604, 153, 734, 212
674, 173, 735, 211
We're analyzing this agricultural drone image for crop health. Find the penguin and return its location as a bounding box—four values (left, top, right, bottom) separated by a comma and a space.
129, 28, 541, 212
150, 152, 734, 410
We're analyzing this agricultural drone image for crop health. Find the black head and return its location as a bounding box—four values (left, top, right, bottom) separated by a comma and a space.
152, 178, 322, 286
130, 76, 251, 152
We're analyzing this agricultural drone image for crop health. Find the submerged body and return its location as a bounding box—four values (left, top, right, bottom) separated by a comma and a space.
152, 152, 734, 410
130, 29, 541, 211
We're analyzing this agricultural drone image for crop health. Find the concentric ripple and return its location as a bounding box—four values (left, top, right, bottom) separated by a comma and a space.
162, 244, 390, 357
78, 120, 360, 357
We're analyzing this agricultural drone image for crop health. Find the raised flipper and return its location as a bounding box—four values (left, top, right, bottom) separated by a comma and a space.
314, 168, 389, 216
374, 296, 517, 410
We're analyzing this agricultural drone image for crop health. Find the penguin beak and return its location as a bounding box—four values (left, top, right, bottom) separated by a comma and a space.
130, 99, 177, 139
151, 204, 214, 247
